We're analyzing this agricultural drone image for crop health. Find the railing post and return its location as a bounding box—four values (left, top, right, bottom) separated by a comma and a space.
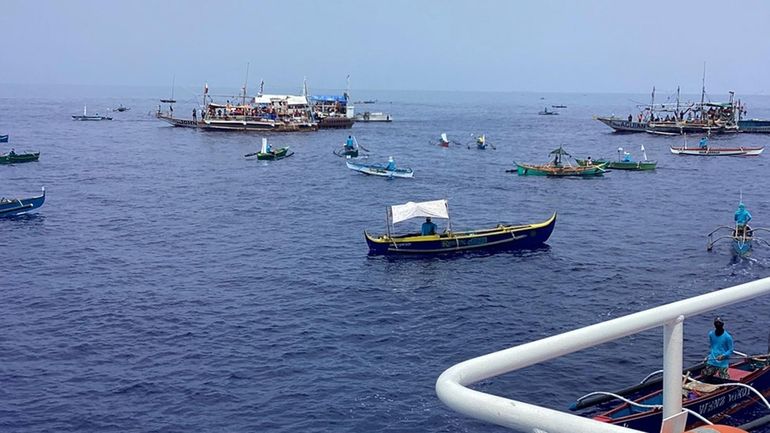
663, 315, 685, 427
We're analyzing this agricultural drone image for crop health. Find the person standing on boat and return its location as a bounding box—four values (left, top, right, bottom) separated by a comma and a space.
703, 317, 733, 379
699, 137, 709, 149
345, 135, 355, 150
192, 108, 197, 121
735, 203, 752, 235
421, 217, 437, 236
385, 156, 396, 171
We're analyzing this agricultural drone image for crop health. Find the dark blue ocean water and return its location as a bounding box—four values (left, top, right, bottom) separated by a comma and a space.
3, 87, 770, 433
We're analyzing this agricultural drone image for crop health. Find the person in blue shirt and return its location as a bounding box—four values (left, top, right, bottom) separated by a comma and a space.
703, 317, 734, 380
385, 156, 396, 171
699, 137, 709, 149
266, 143, 273, 154
623, 152, 632, 162
421, 217, 437, 236
735, 202, 752, 236
345, 135, 355, 150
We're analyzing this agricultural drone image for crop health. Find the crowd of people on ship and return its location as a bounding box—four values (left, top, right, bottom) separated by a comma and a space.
626, 104, 740, 125
201, 100, 311, 123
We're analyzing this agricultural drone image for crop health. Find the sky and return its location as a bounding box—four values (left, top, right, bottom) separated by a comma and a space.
3, 0, 770, 95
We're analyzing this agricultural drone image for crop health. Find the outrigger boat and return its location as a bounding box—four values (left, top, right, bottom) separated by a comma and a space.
514, 146, 607, 177
333, 136, 368, 158
244, 138, 293, 161
577, 145, 657, 170
346, 158, 413, 178
538, 107, 559, 115
364, 199, 556, 255
72, 105, 112, 121
670, 135, 764, 156
571, 355, 770, 432
707, 204, 769, 257
0, 187, 45, 217
113, 104, 130, 112
468, 134, 495, 150
0, 151, 40, 164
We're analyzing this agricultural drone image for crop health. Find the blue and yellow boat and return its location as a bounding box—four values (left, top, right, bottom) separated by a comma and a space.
364, 199, 556, 255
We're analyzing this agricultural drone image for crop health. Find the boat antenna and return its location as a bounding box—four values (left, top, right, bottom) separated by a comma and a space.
700, 61, 706, 119
242, 62, 250, 106
650, 86, 655, 121
346, 74, 351, 100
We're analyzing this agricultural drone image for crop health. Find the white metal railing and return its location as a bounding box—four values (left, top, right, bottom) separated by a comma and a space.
436, 276, 770, 433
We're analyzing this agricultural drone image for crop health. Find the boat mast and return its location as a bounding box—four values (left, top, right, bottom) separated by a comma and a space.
171, 74, 175, 101
700, 62, 706, 120
676, 86, 680, 120
242, 62, 250, 106
650, 86, 655, 121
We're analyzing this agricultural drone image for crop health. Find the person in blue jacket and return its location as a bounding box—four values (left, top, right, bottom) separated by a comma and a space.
421, 217, 437, 236
345, 135, 355, 150
699, 137, 709, 149
703, 317, 734, 379
385, 156, 396, 171
735, 202, 752, 228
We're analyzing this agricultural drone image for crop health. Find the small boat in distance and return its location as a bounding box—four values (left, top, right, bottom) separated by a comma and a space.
72, 106, 112, 121
0, 150, 40, 164
346, 157, 413, 178
244, 137, 294, 161
468, 134, 495, 150
0, 135, 8, 143
514, 146, 607, 177
670, 135, 764, 156
707, 201, 770, 257
333, 135, 367, 158
355, 111, 392, 122
364, 199, 556, 255
114, 104, 130, 112
538, 107, 559, 115
0, 187, 45, 218
551, 104, 567, 108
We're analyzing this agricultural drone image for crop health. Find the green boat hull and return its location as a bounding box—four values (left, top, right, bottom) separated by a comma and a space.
0, 152, 40, 164
576, 159, 657, 171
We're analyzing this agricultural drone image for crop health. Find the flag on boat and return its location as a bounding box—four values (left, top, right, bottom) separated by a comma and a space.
259, 79, 264, 95
389, 199, 449, 224
204, 83, 208, 94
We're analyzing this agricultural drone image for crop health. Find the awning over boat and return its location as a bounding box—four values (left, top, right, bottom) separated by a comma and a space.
310, 95, 347, 103
253, 94, 308, 106
390, 199, 449, 224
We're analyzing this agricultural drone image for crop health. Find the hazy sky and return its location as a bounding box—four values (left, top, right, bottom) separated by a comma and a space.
3, 0, 770, 95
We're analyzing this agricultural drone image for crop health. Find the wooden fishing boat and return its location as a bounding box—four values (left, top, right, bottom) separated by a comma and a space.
0, 151, 40, 164
0, 134, 8, 143
574, 356, 770, 433
346, 159, 413, 178
670, 146, 764, 156
577, 145, 657, 171
514, 146, 607, 177
114, 105, 130, 112
72, 106, 112, 121
468, 134, 495, 150
538, 108, 559, 115
244, 138, 294, 161
0, 187, 45, 217
364, 199, 556, 255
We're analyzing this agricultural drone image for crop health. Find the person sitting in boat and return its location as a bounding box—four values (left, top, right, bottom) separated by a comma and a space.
699, 137, 709, 149
345, 135, 355, 150
585, 156, 593, 166
8, 148, 15, 156
703, 317, 733, 380
421, 217, 437, 236
623, 152, 632, 162
385, 156, 396, 171
266, 143, 273, 154
735, 202, 752, 235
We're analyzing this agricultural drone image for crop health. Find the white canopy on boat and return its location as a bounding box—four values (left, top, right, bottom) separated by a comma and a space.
253, 94, 308, 106
390, 199, 449, 224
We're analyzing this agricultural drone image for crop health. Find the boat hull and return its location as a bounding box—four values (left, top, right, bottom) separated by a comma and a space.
318, 117, 354, 129
346, 160, 413, 178
245, 147, 293, 160
515, 162, 606, 176
0, 152, 40, 164
333, 148, 359, 158
72, 115, 112, 121
595, 116, 739, 135
670, 146, 764, 156
365, 213, 556, 255
576, 159, 657, 170
739, 119, 770, 133
0, 187, 45, 217
156, 113, 318, 132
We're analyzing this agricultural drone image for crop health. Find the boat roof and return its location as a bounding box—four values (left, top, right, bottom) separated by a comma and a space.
390, 199, 449, 224
550, 146, 571, 156
310, 95, 347, 103
253, 94, 308, 105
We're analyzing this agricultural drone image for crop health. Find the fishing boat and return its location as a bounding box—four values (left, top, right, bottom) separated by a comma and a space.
346, 158, 413, 178
670, 135, 764, 156
514, 146, 607, 177
468, 134, 495, 150
72, 106, 112, 121
364, 199, 556, 255
354, 111, 392, 122
310, 94, 355, 129
595, 71, 743, 135
333, 136, 367, 158
576, 145, 657, 170
538, 107, 559, 115
572, 355, 770, 432
244, 138, 293, 161
0, 135, 8, 143
114, 104, 130, 112
552, 105, 567, 109
0, 151, 40, 164
707, 203, 770, 257
0, 187, 45, 217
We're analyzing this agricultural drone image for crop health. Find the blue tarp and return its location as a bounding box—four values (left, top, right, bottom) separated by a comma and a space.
310, 95, 347, 103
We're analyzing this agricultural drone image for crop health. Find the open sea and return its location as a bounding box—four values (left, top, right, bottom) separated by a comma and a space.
3, 86, 770, 432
